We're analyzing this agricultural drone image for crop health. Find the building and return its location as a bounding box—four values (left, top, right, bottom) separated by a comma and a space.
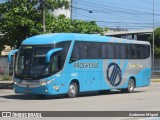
52, 0, 71, 18
105, 29, 152, 41
1, 45, 13, 56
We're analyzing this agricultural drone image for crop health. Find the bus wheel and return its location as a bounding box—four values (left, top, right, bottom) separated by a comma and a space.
68, 82, 78, 98
122, 78, 135, 93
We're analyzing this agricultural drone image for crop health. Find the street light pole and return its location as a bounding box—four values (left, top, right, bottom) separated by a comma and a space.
152, 0, 155, 76
70, 0, 72, 20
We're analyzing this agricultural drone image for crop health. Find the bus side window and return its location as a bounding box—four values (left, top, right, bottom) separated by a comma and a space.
136, 45, 141, 59
120, 44, 127, 59
127, 45, 130, 59
115, 44, 120, 59
128, 44, 137, 59
143, 45, 150, 59
79, 42, 87, 59
108, 43, 115, 59
50, 53, 62, 74
102, 44, 108, 59
71, 42, 87, 61
50, 56, 58, 73
87, 43, 101, 59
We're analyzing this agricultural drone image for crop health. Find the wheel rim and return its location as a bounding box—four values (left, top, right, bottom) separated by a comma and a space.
69, 84, 76, 96
128, 79, 134, 92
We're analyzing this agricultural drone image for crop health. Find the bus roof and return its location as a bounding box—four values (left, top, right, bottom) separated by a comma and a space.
22, 33, 150, 45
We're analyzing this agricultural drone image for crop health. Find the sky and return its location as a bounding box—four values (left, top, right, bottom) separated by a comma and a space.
0, 0, 160, 30
72, 0, 160, 30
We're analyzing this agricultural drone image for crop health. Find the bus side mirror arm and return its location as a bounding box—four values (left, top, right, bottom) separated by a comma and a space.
8, 49, 19, 64
46, 48, 63, 63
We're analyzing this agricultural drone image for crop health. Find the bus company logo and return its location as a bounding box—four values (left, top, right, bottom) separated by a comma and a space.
106, 63, 122, 87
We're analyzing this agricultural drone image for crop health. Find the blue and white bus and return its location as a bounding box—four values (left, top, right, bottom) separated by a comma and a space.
8, 33, 151, 98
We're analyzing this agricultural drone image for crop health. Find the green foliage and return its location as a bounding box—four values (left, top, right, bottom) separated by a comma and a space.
154, 28, 160, 47
47, 18, 104, 34
2, 76, 12, 81
155, 47, 160, 59
149, 27, 160, 58
0, 0, 107, 51
0, 0, 69, 49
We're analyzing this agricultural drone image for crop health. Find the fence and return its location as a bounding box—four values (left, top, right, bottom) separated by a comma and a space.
0, 56, 12, 76
153, 59, 160, 79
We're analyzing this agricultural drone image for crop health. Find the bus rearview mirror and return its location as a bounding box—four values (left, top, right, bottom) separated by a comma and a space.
46, 48, 63, 63
8, 49, 19, 64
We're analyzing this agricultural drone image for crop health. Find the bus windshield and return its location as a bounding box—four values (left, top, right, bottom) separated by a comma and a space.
15, 41, 71, 79
15, 45, 53, 79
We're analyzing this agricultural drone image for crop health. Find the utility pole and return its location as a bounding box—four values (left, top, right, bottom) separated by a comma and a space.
152, 0, 155, 76
70, 0, 72, 20
42, 0, 46, 32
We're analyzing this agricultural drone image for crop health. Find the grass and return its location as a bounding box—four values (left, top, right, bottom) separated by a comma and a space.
0, 76, 12, 81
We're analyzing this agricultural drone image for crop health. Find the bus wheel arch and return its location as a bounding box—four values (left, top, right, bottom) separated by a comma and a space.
67, 79, 79, 98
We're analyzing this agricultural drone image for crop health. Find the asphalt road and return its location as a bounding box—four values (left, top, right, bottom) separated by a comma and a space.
0, 83, 160, 120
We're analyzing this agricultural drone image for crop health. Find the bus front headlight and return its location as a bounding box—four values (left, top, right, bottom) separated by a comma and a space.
14, 78, 21, 84
39, 79, 54, 86
14, 81, 18, 85
40, 82, 47, 86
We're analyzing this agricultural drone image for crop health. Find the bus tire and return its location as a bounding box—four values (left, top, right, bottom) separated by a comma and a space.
67, 82, 78, 98
122, 78, 135, 93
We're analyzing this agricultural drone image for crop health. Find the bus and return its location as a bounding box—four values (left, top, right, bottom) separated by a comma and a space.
8, 33, 151, 98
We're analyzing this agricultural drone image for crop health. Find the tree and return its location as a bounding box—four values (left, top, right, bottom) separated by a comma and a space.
0, 0, 107, 51
47, 15, 104, 34
149, 27, 160, 58
0, 0, 69, 50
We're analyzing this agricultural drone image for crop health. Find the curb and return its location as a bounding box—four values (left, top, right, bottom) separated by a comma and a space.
0, 81, 13, 89
151, 79, 160, 83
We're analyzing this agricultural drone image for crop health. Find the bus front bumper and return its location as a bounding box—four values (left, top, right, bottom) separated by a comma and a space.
13, 82, 63, 95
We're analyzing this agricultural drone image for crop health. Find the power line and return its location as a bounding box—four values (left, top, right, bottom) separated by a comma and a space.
77, 0, 160, 16
74, 8, 152, 21
72, 0, 160, 29
72, 6, 154, 23
72, 3, 157, 23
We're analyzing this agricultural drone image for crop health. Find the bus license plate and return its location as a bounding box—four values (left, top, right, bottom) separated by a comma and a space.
22, 80, 39, 85
25, 89, 31, 93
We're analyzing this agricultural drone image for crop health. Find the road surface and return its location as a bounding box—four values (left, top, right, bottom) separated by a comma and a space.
0, 83, 160, 120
